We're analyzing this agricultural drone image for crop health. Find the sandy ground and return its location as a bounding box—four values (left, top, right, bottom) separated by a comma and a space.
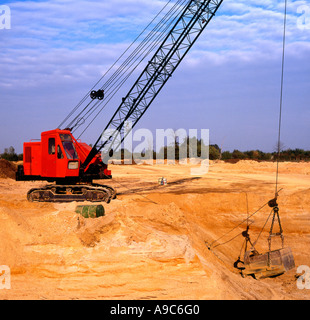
0, 160, 310, 300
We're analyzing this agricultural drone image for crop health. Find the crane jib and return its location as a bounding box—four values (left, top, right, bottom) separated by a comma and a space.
82, 0, 223, 170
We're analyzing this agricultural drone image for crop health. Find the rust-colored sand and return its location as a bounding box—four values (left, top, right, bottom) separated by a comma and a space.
1, 160, 310, 300
0, 160, 17, 179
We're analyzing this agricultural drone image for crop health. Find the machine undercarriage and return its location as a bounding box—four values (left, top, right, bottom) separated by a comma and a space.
27, 183, 117, 203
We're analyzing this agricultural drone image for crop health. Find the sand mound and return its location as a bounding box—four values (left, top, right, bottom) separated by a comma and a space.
0, 159, 17, 179
1, 161, 310, 300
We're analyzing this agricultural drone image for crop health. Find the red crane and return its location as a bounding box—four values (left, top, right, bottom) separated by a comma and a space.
16, 0, 223, 202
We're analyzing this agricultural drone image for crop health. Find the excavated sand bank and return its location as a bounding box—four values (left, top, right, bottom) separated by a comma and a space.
0, 160, 310, 300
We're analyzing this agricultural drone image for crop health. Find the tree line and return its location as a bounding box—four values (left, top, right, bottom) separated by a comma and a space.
113, 138, 310, 162
220, 148, 310, 161
0, 146, 23, 161
1, 142, 310, 162
153, 138, 310, 162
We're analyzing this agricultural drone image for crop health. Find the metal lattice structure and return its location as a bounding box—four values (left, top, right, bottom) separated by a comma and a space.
83, 0, 223, 168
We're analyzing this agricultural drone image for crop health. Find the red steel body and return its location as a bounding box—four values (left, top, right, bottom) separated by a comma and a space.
21, 129, 111, 182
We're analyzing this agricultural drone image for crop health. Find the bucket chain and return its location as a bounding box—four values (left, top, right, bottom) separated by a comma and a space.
267, 205, 284, 267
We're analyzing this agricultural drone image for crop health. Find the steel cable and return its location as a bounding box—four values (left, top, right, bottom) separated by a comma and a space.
74, 1, 188, 137
73, 0, 187, 135
60, 0, 186, 132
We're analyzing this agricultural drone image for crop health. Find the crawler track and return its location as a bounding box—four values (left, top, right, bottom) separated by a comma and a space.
27, 183, 117, 203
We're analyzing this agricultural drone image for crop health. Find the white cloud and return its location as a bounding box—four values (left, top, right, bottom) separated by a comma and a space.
2, 0, 308, 88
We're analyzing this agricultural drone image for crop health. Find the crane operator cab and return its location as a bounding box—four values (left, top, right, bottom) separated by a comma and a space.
16, 129, 80, 182
16, 129, 111, 184
16, 129, 114, 203
43, 131, 80, 179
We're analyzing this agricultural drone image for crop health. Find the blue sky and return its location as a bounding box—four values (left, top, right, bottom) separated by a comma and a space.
0, 0, 309, 154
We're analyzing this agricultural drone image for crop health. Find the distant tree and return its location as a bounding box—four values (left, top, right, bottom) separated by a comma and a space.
274, 141, 286, 154
221, 151, 232, 160
232, 149, 246, 160
258, 150, 272, 161
209, 145, 221, 160
294, 148, 305, 161
1, 146, 18, 161
179, 136, 202, 158
244, 150, 256, 159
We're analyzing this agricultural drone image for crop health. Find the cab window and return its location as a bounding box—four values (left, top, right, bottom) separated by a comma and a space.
59, 134, 78, 160
48, 138, 55, 155
62, 141, 78, 159
57, 145, 64, 159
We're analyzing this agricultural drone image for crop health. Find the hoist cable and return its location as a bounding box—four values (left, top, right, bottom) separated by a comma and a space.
75, 13, 181, 138
101, 0, 186, 93
208, 201, 270, 249
73, 0, 186, 134
72, 0, 187, 136
59, 0, 174, 129
252, 208, 273, 247
275, 0, 288, 197
59, 0, 183, 130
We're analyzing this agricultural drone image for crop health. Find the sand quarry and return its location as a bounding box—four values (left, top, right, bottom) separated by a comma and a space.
0, 159, 310, 300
